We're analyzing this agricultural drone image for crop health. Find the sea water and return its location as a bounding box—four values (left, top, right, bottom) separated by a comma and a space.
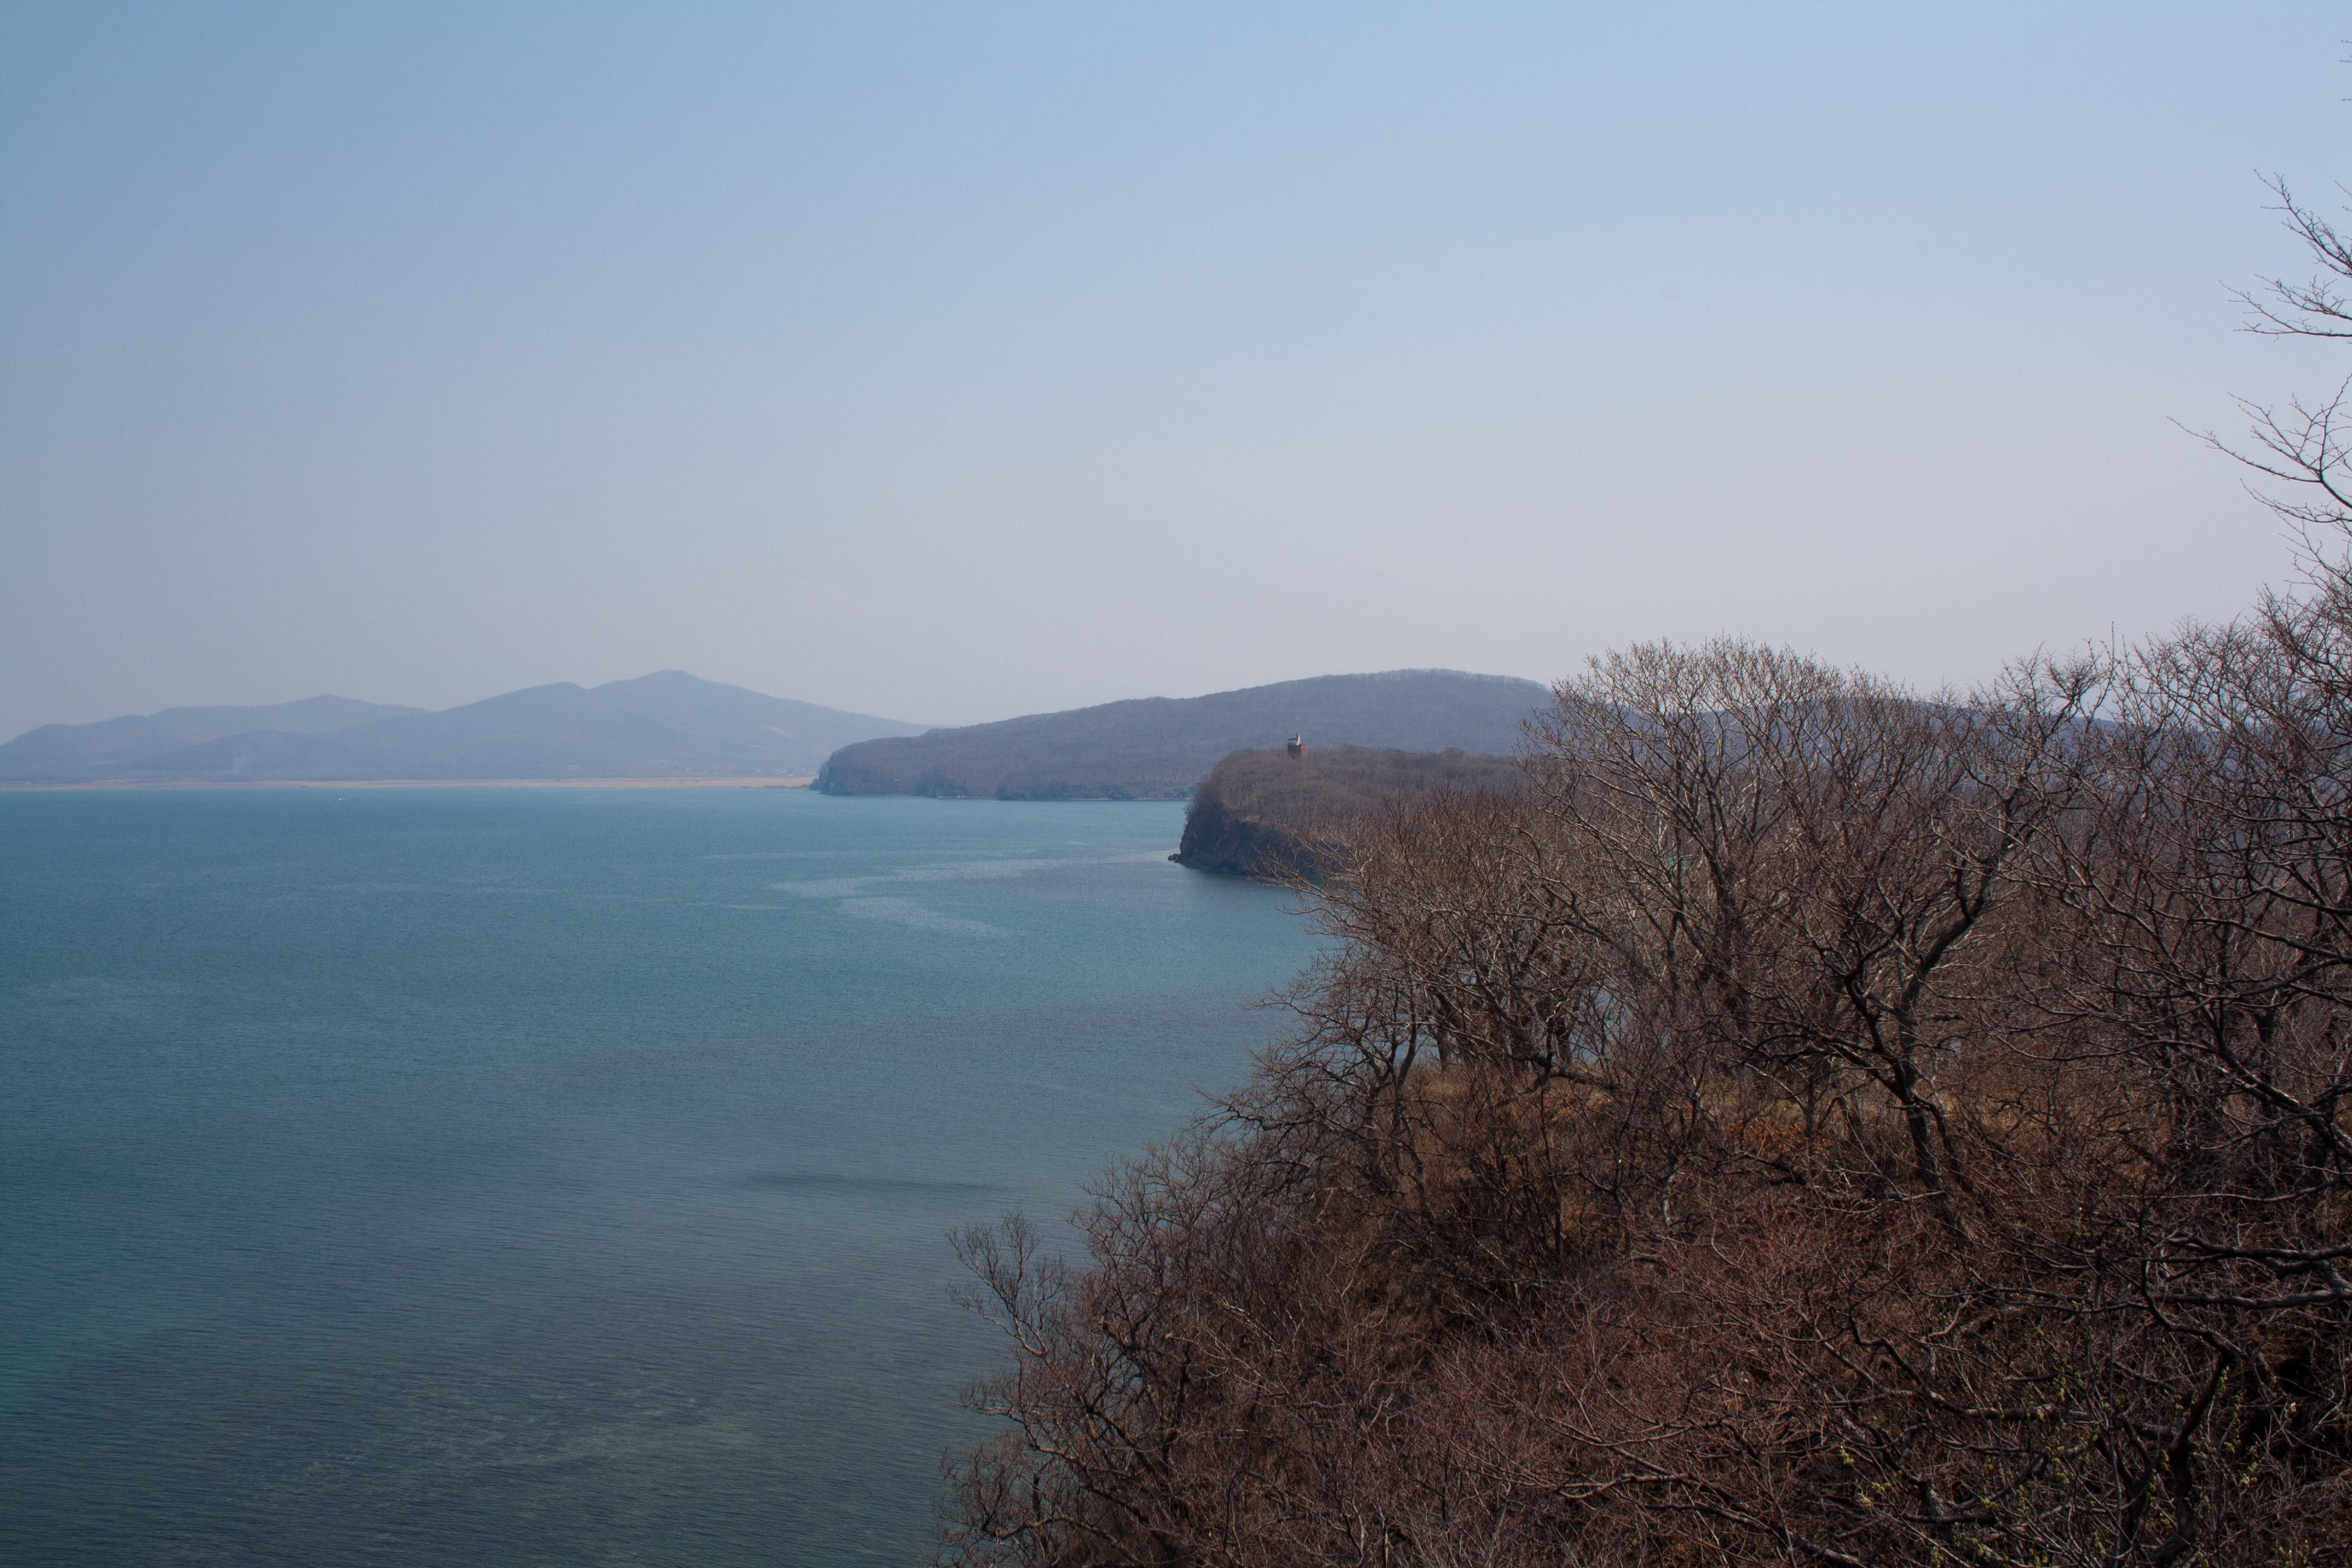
0, 789, 1321, 1566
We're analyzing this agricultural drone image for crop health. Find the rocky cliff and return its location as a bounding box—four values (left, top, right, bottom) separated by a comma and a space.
1171, 744, 1523, 877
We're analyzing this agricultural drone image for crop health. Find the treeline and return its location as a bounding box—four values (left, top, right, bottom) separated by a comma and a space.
1173, 745, 1523, 877
937, 194, 2352, 1567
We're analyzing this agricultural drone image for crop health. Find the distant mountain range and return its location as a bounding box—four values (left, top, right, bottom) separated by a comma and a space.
0, 673, 927, 782
4, 667, 1556, 790
817, 670, 1549, 799
0, 695, 428, 777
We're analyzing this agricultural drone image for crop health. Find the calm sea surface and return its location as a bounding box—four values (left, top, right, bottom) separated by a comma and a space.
0, 789, 1320, 1566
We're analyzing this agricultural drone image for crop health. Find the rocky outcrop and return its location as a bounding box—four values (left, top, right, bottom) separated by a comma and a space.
1169, 794, 1319, 878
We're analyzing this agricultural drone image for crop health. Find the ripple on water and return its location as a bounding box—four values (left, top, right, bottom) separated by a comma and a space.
0, 791, 1319, 1567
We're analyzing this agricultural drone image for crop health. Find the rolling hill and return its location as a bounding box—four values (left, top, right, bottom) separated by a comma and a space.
815, 670, 1549, 799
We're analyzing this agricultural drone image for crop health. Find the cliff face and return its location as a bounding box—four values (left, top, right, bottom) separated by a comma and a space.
1170, 794, 1319, 878
1171, 745, 1523, 877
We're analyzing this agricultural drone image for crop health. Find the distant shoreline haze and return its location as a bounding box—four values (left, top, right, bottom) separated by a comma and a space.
1, 668, 1550, 789
0, 672, 927, 783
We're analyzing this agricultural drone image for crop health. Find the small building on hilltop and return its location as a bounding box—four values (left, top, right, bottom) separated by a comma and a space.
1286, 735, 1307, 759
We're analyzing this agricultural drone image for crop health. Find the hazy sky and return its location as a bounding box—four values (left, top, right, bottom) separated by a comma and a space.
2, 3, 2345, 736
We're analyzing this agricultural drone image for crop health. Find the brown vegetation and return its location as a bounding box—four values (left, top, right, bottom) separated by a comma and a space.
1174, 746, 1523, 877
934, 187, 2352, 1567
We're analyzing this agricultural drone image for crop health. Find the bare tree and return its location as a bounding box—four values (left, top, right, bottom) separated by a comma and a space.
2194, 177, 2352, 543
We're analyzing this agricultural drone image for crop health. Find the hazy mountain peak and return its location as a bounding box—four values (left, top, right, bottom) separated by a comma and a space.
0, 673, 924, 782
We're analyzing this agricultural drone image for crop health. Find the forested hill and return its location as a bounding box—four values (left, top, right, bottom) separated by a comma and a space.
1173, 745, 1523, 876
813, 670, 1547, 800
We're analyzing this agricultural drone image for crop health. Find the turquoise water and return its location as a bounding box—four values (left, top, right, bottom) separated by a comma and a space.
0, 789, 1319, 1566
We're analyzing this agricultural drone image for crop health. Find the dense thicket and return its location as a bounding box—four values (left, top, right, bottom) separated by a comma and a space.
936, 191, 2352, 1567
1174, 745, 1522, 877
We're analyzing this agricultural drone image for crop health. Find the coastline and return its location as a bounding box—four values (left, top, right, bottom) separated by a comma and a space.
0, 777, 815, 792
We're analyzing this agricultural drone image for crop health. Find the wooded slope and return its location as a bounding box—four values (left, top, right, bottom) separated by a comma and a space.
946, 632, 2352, 1568
815, 670, 1544, 799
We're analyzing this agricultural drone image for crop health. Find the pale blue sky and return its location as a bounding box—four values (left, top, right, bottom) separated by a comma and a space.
2, 2, 2345, 736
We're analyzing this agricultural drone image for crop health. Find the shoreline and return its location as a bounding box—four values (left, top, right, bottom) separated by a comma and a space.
0, 777, 815, 792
